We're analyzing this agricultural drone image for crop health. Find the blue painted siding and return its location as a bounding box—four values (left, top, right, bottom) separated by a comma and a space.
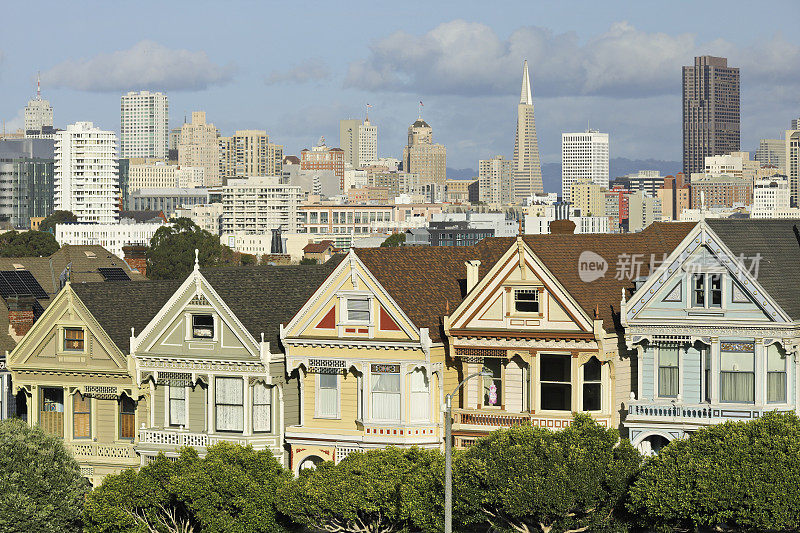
682, 347, 702, 403
642, 346, 654, 400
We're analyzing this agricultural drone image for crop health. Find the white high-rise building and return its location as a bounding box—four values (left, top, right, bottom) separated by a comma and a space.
55, 122, 119, 224
478, 155, 513, 204
340, 117, 378, 168
752, 175, 791, 218
561, 129, 609, 203
128, 162, 205, 195
513, 60, 543, 200
120, 91, 169, 159
24, 75, 53, 132
220, 177, 302, 234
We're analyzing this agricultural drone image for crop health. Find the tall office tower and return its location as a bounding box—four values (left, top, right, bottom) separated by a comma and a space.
340, 117, 378, 168
219, 130, 284, 179
0, 138, 55, 227
178, 112, 220, 186
786, 124, 800, 206
24, 74, 54, 132
682, 56, 740, 176
512, 60, 543, 200
561, 129, 609, 202
478, 155, 513, 204
755, 139, 786, 173
120, 91, 169, 159
54, 122, 119, 224
403, 118, 446, 201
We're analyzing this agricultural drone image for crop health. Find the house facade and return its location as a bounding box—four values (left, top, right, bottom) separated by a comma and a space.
623, 220, 800, 453
442, 224, 694, 445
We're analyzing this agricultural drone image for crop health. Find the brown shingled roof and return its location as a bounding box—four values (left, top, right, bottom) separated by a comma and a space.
303, 240, 335, 253
354, 222, 696, 342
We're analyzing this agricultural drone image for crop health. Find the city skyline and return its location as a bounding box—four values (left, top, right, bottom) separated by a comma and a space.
1, 0, 798, 172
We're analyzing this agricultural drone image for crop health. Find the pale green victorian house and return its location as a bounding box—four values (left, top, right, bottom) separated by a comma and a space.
8, 257, 342, 484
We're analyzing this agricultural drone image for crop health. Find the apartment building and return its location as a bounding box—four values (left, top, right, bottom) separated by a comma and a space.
178, 112, 220, 187
120, 91, 168, 159
219, 130, 283, 179
561, 129, 609, 202
221, 177, 302, 234
128, 161, 204, 194
301, 139, 345, 191
690, 174, 753, 209
479, 155, 512, 204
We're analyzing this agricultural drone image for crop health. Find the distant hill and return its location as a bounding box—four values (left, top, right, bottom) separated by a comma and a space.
446, 167, 478, 179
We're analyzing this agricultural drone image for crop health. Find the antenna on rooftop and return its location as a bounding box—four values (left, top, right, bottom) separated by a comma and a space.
37, 71, 41, 99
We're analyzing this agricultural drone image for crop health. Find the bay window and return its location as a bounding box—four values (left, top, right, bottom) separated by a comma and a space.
540, 354, 571, 411
720, 350, 754, 403
168, 385, 186, 427
767, 344, 787, 403
658, 347, 679, 398
252, 382, 272, 433
317, 373, 339, 418
215, 377, 244, 432
482, 358, 502, 407
582, 358, 602, 411
371, 365, 400, 421
410, 369, 429, 422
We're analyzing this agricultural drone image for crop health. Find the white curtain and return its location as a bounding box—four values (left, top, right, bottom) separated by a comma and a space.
721, 351, 754, 403
767, 345, 787, 403
252, 382, 272, 432
371, 373, 400, 421
658, 348, 679, 397
169, 385, 186, 426
410, 369, 429, 422
216, 378, 243, 431
318, 373, 338, 417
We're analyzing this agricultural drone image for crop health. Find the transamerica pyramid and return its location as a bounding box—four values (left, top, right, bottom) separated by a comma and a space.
512, 60, 543, 199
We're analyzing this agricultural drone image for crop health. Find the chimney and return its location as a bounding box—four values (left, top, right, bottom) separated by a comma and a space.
466, 260, 481, 293
8, 296, 36, 339
122, 245, 148, 277
549, 219, 576, 235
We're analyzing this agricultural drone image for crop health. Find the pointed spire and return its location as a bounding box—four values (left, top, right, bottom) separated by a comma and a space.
194, 248, 200, 270
36, 72, 41, 99
520, 60, 532, 105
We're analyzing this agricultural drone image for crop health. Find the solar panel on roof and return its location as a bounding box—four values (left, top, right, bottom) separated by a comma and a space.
32, 299, 44, 320
0, 270, 49, 299
16, 271, 49, 299
98, 267, 131, 281
0, 275, 13, 298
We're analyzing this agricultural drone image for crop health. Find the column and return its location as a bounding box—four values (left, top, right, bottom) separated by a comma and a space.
207, 377, 215, 434
710, 339, 720, 404
243, 377, 251, 436
754, 339, 765, 406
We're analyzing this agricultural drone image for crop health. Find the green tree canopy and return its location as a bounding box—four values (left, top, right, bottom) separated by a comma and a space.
84, 443, 291, 533
39, 210, 78, 233
277, 446, 444, 533
147, 218, 235, 280
0, 419, 89, 533
628, 412, 800, 532
455, 414, 640, 533
380, 233, 406, 247
0, 230, 59, 257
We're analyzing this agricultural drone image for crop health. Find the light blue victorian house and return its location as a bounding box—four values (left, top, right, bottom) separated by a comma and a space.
622, 220, 800, 453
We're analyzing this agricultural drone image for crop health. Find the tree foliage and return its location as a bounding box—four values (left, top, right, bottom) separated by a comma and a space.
277, 446, 444, 533
0, 419, 89, 533
39, 210, 78, 233
627, 412, 800, 532
84, 443, 291, 533
299, 257, 318, 265
0, 230, 59, 257
380, 233, 406, 247
455, 414, 640, 533
147, 218, 235, 280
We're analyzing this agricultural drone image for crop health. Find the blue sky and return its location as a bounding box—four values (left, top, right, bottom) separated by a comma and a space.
1, 0, 798, 175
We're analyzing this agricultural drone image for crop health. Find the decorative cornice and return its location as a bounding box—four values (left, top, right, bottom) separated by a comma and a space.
451, 337, 599, 351
449, 329, 596, 341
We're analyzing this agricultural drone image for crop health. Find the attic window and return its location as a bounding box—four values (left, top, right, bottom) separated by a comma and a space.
192, 314, 214, 339
12, 263, 24, 271
84, 251, 96, 259
514, 289, 539, 313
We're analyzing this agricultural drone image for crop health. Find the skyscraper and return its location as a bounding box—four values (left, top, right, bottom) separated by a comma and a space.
786, 123, 800, 206
219, 130, 283, 179
24, 74, 53, 133
178, 112, 220, 187
755, 139, 786, 173
340, 117, 377, 168
120, 91, 169, 159
403, 117, 446, 201
682, 56, 740, 177
478, 155, 513, 204
561, 129, 609, 203
512, 60, 543, 200
55, 122, 119, 224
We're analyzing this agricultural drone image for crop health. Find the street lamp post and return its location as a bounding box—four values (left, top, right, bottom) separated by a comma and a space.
444, 370, 492, 533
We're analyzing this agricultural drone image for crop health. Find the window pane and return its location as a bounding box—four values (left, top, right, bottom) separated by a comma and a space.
659, 347, 679, 367
215, 378, 243, 431
768, 372, 787, 403
253, 383, 271, 433
483, 358, 502, 407
192, 314, 214, 338
411, 370, 429, 422
348, 299, 370, 322
372, 373, 400, 393
710, 274, 722, 307
40, 388, 64, 437
120, 396, 135, 439
659, 367, 679, 397
767, 345, 785, 372
721, 352, 754, 372
514, 289, 539, 313
64, 328, 84, 350
73, 393, 91, 439
584, 358, 601, 382
320, 373, 338, 389
319, 384, 338, 417
541, 383, 571, 410
693, 274, 705, 307
583, 383, 601, 411
216, 378, 243, 403
541, 355, 570, 382
720, 371, 754, 403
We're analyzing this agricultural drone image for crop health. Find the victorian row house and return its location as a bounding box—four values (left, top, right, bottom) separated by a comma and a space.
6, 219, 800, 483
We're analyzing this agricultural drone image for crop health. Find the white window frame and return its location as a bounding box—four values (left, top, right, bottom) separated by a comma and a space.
656, 346, 680, 399
513, 288, 541, 315
343, 296, 372, 325
410, 368, 430, 423
252, 382, 272, 433
690, 273, 724, 309
215, 377, 244, 433
370, 366, 402, 423
167, 385, 187, 427
315, 372, 340, 419
767, 344, 788, 404
191, 313, 215, 340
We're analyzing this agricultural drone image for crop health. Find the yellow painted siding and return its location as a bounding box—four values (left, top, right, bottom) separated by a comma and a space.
505, 359, 525, 412
302, 370, 360, 432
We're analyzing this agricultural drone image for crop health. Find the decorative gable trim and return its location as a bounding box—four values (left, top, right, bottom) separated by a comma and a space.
315, 307, 336, 330
662, 282, 682, 303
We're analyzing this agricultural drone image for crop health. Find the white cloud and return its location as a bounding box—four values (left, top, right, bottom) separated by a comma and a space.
42, 41, 235, 92
346, 21, 800, 100
3, 108, 25, 133
265, 58, 330, 85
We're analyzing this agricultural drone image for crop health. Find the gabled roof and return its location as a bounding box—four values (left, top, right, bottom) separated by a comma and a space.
71, 279, 181, 353
354, 223, 696, 340
70, 257, 345, 355
706, 219, 800, 320
303, 240, 334, 253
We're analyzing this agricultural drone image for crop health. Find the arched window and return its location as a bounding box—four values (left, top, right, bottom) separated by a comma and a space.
583, 357, 602, 411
